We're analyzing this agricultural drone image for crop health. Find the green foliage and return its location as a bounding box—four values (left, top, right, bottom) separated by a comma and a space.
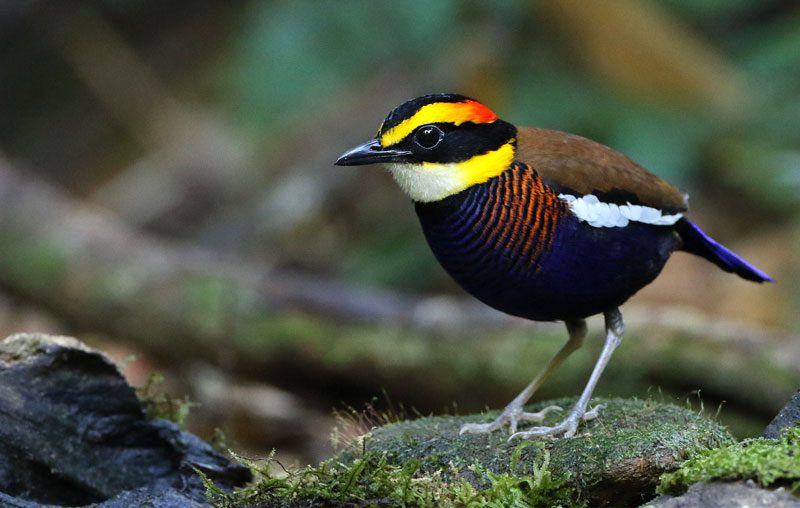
658, 426, 800, 494
0, 235, 67, 293
205, 445, 578, 508
227, 0, 459, 137
136, 373, 196, 428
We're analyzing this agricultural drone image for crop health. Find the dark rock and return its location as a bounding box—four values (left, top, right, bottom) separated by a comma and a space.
764, 390, 800, 439
645, 480, 800, 507
0, 333, 251, 507
0, 487, 208, 508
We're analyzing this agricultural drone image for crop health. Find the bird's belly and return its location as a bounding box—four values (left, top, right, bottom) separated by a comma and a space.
422, 217, 679, 321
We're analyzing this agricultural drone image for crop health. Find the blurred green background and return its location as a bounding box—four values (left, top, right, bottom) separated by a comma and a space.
0, 0, 798, 466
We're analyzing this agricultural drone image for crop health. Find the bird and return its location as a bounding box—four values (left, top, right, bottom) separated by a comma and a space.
334, 93, 773, 440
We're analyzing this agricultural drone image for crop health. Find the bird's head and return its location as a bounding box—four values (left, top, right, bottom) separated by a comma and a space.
335, 93, 517, 202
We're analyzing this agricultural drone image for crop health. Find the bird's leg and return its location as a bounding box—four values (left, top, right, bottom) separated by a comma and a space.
459, 319, 587, 436
509, 308, 624, 440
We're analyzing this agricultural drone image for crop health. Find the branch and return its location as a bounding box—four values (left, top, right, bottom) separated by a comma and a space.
0, 158, 796, 417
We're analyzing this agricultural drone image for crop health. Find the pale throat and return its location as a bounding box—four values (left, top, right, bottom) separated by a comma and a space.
386, 142, 515, 202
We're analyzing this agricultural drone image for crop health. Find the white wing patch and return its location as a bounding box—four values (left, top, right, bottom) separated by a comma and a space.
558, 194, 682, 228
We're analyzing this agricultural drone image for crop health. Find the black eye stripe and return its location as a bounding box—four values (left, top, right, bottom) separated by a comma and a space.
388, 120, 516, 164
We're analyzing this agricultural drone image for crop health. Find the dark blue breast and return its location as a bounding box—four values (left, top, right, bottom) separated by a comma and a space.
414, 165, 680, 321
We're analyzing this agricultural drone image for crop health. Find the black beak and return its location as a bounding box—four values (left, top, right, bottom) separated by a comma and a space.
335, 139, 413, 166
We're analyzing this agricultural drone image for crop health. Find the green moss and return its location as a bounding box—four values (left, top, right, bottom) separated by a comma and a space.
658, 426, 800, 494
136, 373, 196, 428
206, 446, 577, 508
214, 398, 732, 507
339, 398, 732, 506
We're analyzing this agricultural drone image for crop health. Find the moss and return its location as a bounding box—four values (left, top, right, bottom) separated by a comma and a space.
136, 373, 196, 428
215, 398, 732, 507
338, 397, 732, 506
658, 426, 800, 494
206, 447, 577, 508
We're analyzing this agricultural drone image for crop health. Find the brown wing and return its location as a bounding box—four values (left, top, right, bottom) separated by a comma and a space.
516, 127, 688, 213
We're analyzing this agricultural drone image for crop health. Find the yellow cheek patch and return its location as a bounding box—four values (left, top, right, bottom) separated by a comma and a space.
422, 141, 515, 189
380, 100, 498, 147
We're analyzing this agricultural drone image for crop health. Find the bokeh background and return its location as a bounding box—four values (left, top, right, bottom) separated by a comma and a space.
1, 0, 799, 467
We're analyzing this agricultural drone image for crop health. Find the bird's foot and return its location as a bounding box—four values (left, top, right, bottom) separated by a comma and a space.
508, 404, 604, 441
459, 404, 562, 435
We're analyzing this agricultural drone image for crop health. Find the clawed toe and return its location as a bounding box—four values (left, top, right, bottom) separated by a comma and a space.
582, 404, 604, 421
459, 416, 511, 435
517, 405, 562, 423
508, 418, 579, 441
459, 310, 621, 441
507, 404, 605, 441
459, 404, 563, 435
459, 420, 502, 435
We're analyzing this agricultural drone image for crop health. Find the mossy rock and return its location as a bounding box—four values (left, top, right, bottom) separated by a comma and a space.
219, 398, 733, 507
337, 397, 733, 507
657, 425, 800, 496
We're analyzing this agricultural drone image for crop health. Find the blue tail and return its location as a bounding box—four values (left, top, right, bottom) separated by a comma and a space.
675, 218, 773, 283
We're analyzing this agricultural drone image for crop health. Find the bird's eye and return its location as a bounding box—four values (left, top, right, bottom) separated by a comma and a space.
414, 125, 444, 149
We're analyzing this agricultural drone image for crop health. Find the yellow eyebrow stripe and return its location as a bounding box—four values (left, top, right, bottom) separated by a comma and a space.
380, 100, 497, 147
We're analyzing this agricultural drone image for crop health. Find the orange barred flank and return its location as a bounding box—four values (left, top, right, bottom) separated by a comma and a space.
473, 163, 564, 273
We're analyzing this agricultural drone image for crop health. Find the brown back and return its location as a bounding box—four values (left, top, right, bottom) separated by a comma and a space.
516, 127, 688, 213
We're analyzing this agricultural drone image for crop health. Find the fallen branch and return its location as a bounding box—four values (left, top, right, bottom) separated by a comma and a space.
0, 158, 796, 418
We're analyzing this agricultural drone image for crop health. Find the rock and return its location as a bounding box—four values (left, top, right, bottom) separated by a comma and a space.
0, 488, 209, 508
645, 480, 800, 507
764, 390, 800, 438
338, 397, 733, 507
0, 333, 251, 507
656, 422, 800, 505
